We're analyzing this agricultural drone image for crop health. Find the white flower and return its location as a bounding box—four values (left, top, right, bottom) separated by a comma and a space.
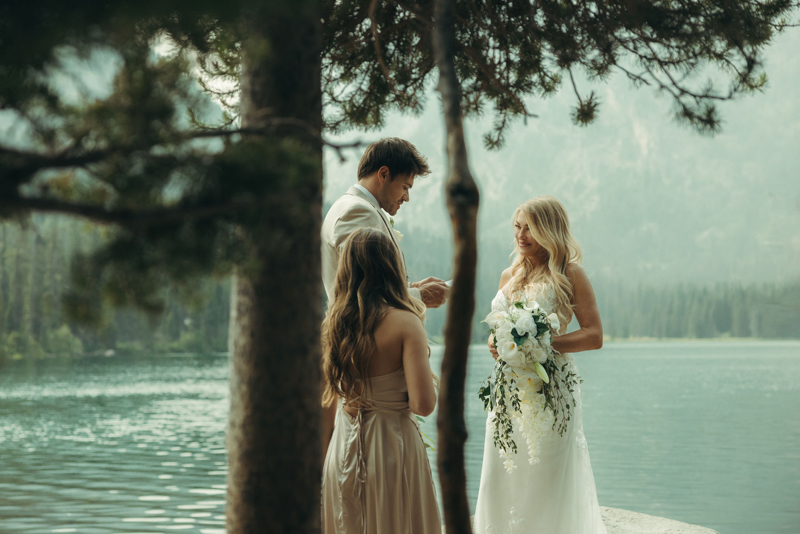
515, 313, 536, 336
393, 228, 403, 242
523, 300, 540, 313
541, 331, 552, 348
530, 344, 549, 364
498, 340, 526, 368
484, 310, 507, 329
521, 338, 536, 353
547, 313, 561, 332
496, 323, 514, 344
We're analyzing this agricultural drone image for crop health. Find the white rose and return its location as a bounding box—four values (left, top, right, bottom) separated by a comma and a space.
393, 228, 403, 242
521, 338, 536, 353
515, 314, 536, 336
531, 344, 549, 364
541, 331, 552, 348
498, 340, 526, 368
547, 313, 561, 332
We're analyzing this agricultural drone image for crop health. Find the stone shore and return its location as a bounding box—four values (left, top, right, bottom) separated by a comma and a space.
602, 507, 720, 534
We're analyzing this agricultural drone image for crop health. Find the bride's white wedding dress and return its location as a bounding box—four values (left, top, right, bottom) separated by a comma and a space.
473, 284, 607, 534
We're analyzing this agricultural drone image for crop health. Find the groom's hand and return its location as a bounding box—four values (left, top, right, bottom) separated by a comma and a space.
413, 277, 448, 308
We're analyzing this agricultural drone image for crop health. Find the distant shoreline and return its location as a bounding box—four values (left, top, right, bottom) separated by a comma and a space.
428, 336, 799, 346
600, 336, 799, 343
3, 339, 797, 362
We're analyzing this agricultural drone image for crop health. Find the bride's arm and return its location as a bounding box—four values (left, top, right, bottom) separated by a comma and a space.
487, 268, 513, 359
550, 264, 603, 354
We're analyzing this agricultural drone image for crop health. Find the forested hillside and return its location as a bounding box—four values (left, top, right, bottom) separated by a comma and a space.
1, 216, 797, 360
0, 217, 229, 360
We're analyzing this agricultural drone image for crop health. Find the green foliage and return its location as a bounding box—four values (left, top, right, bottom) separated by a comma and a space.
0, 0, 797, 328
595, 280, 800, 340
162, 330, 207, 354
44, 325, 85, 356
0, 332, 44, 361
322, 0, 798, 145
0, 217, 231, 358
478, 361, 520, 455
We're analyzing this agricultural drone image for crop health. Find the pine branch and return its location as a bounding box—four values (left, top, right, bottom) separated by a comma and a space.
368, 0, 398, 94
3, 195, 286, 229
0, 118, 365, 179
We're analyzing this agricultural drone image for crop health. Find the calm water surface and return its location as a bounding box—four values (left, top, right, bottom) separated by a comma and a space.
1, 341, 798, 533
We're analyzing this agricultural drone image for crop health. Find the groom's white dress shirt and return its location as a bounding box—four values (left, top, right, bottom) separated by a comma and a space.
321, 184, 421, 305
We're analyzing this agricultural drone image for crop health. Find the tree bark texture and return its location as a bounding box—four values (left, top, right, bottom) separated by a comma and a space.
226, 2, 324, 533
434, 0, 480, 532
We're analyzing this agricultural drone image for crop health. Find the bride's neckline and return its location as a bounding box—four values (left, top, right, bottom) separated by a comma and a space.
499, 281, 553, 300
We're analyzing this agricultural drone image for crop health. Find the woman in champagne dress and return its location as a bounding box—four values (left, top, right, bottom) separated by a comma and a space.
474, 196, 607, 534
321, 228, 441, 534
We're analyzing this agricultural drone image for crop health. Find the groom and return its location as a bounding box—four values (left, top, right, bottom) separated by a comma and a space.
322, 137, 449, 308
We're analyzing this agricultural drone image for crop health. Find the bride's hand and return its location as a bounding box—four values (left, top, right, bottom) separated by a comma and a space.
488, 334, 499, 360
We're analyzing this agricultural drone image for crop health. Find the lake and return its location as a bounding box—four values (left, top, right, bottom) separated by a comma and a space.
1, 341, 798, 533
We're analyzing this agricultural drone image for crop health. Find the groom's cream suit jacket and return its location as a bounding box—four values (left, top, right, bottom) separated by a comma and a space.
321, 185, 421, 304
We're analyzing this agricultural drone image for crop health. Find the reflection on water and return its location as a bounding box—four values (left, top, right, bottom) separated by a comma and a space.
1, 342, 799, 534
421, 341, 800, 534
0, 355, 228, 534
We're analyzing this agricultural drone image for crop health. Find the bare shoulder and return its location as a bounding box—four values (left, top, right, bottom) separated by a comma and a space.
498, 267, 513, 290
565, 263, 588, 282
383, 308, 426, 336
565, 263, 595, 295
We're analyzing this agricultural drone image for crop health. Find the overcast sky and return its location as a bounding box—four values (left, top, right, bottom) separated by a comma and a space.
324, 29, 800, 286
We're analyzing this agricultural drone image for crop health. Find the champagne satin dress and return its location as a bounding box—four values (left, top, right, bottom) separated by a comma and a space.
322, 367, 441, 534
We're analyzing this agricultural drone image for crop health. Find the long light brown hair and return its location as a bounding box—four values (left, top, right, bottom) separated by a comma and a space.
508, 196, 582, 329
322, 228, 425, 408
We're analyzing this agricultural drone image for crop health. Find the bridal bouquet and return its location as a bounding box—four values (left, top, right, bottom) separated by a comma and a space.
478, 296, 580, 471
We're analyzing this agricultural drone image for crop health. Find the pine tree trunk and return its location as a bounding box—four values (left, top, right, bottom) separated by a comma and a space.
434, 0, 480, 532
225, 2, 323, 533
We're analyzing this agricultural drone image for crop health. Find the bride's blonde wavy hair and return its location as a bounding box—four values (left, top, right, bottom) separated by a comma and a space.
508, 196, 582, 329
322, 228, 426, 408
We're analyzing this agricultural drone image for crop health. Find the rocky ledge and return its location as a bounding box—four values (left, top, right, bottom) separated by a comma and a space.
602, 507, 720, 534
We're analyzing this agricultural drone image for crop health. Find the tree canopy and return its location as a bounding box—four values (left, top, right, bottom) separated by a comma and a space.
323, 0, 797, 146
0, 0, 796, 321
0, 1, 797, 532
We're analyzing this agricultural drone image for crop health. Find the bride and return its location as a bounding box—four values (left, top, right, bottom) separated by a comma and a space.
473, 196, 607, 534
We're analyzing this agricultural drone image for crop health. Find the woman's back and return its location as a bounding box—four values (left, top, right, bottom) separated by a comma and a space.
341, 307, 435, 417
322, 308, 441, 534
366, 306, 406, 377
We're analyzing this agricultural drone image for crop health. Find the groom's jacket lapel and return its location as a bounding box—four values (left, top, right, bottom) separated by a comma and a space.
322, 186, 413, 304
344, 186, 409, 279
345, 186, 400, 249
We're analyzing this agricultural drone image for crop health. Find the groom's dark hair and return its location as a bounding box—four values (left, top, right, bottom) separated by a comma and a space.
357, 138, 431, 180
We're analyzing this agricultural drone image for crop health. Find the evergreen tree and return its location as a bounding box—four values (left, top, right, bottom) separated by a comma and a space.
1, 0, 797, 531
